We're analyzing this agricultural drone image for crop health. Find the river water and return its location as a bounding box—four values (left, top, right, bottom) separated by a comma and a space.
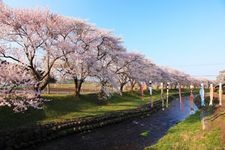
37, 96, 198, 150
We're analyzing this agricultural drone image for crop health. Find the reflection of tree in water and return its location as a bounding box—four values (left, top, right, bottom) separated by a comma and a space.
189, 85, 195, 114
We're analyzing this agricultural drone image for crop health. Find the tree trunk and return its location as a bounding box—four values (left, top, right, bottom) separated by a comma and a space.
31, 75, 50, 98
120, 83, 125, 93
156, 84, 159, 90
40, 75, 51, 91
34, 82, 41, 98
173, 84, 176, 89
47, 84, 50, 94
73, 77, 84, 97
130, 83, 136, 91
98, 81, 109, 102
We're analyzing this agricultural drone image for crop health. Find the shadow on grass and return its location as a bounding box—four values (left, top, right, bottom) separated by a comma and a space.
0, 107, 46, 130
0, 94, 99, 130
45, 94, 98, 112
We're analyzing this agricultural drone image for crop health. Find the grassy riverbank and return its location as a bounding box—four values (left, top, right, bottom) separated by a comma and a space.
145, 111, 222, 150
145, 95, 225, 150
0, 89, 193, 131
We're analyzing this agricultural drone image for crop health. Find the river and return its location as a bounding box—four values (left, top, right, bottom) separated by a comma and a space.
37, 96, 198, 150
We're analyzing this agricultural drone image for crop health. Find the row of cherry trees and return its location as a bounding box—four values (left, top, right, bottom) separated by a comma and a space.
0, 2, 204, 111
216, 70, 225, 83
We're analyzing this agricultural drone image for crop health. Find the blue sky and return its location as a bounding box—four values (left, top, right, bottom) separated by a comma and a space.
4, 0, 225, 80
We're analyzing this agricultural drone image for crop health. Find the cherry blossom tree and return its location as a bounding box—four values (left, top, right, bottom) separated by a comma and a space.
161, 66, 201, 89
118, 54, 157, 92
0, 3, 73, 95
113, 52, 143, 93
58, 22, 102, 97
58, 24, 127, 99
0, 61, 47, 112
89, 32, 126, 100
216, 70, 225, 83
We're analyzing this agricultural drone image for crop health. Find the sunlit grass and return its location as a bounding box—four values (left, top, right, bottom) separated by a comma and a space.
145, 111, 222, 150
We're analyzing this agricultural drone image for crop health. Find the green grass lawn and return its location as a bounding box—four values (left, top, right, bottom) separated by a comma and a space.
145, 111, 223, 150
0, 89, 193, 131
